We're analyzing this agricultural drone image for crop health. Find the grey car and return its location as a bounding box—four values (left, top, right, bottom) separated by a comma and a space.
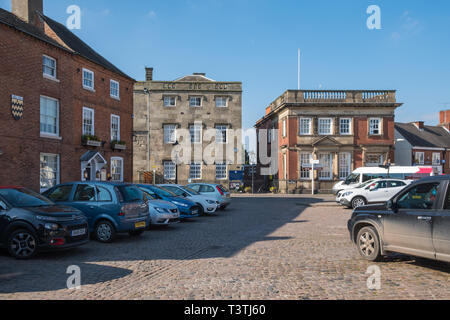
141, 189, 180, 226
187, 183, 231, 210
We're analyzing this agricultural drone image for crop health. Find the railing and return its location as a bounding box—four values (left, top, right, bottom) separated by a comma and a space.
303, 90, 347, 102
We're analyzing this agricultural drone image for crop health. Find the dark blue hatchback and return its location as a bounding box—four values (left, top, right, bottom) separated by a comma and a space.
42, 182, 150, 243
136, 185, 200, 219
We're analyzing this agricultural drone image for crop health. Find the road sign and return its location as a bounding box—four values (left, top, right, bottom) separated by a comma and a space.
311, 159, 320, 165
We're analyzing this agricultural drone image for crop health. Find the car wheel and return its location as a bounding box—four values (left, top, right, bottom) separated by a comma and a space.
7, 229, 38, 259
95, 220, 116, 243
356, 226, 382, 262
352, 196, 366, 209
196, 204, 205, 216
129, 230, 144, 237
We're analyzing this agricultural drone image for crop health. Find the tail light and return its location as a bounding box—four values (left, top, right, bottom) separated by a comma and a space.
216, 186, 224, 196
118, 212, 125, 217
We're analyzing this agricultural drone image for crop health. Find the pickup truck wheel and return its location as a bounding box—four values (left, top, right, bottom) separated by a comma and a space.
95, 220, 116, 243
356, 226, 382, 262
352, 196, 367, 209
7, 229, 38, 259
129, 230, 144, 237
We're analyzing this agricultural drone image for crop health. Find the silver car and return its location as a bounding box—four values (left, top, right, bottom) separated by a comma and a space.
187, 183, 231, 210
158, 184, 218, 215
141, 190, 180, 226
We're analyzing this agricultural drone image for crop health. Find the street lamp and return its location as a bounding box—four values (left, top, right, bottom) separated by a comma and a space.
173, 141, 179, 184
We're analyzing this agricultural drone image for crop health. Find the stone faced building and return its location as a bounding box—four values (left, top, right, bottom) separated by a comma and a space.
133, 69, 242, 186
255, 90, 402, 193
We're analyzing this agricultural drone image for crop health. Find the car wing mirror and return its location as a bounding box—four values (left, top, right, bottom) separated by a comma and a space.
386, 199, 398, 212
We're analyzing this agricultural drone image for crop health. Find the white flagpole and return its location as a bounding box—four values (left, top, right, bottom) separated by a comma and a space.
298, 49, 301, 90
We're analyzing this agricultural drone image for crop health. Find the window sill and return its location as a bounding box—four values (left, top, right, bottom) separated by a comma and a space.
40, 133, 62, 140
43, 74, 60, 83
83, 86, 96, 93
111, 96, 120, 101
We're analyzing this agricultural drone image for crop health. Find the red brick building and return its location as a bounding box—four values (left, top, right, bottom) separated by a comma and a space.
255, 90, 402, 193
0, 0, 135, 192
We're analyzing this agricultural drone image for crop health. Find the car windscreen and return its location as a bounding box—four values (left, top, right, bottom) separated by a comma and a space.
116, 185, 144, 203
344, 174, 360, 185
153, 186, 177, 197
141, 190, 156, 200
0, 188, 54, 207
182, 186, 200, 195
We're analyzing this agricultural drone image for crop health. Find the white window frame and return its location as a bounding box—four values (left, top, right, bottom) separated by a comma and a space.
215, 96, 228, 108
111, 157, 124, 182
282, 119, 287, 137
215, 163, 227, 180
82, 107, 95, 136
318, 153, 333, 180
40, 95, 60, 137
164, 161, 176, 180
318, 118, 333, 135
190, 124, 202, 144
369, 118, 382, 136
43, 55, 57, 79
283, 153, 287, 179
415, 152, 425, 165
340, 118, 352, 135
82, 68, 95, 91
110, 80, 120, 99
40, 153, 60, 192
111, 114, 120, 141
299, 118, 312, 135
189, 162, 202, 180
189, 96, 202, 107
300, 153, 312, 180
339, 152, 352, 180
163, 96, 177, 107
432, 152, 441, 166
366, 154, 384, 167
163, 124, 177, 144
216, 125, 228, 144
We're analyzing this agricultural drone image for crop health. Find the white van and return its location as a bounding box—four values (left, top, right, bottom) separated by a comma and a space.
332, 166, 437, 194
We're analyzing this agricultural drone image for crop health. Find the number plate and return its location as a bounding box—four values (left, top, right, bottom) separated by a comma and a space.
71, 228, 86, 237
135, 221, 146, 229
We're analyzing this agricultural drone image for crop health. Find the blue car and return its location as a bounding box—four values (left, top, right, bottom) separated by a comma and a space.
42, 182, 150, 243
137, 185, 200, 219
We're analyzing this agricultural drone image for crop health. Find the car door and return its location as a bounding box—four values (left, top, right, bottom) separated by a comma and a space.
432, 182, 450, 262
70, 184, 99, 227
383, 182, 440, 259
95, 186, 116, 220
366, 181, 388, 203
0, 197, 10, 239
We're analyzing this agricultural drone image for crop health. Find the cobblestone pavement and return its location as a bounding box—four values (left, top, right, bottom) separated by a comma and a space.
0, 196, 449, 300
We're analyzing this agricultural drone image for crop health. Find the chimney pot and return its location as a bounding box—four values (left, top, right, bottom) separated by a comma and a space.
145, 67, 153, 81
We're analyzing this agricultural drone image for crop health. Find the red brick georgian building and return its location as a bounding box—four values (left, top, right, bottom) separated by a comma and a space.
255, 90, 402, 193
0, 0, 134, 191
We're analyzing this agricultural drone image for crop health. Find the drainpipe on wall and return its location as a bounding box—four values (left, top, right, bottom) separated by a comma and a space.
144, 88, 150, 173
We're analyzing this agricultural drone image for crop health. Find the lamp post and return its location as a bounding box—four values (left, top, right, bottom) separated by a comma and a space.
173, 141, 179, 184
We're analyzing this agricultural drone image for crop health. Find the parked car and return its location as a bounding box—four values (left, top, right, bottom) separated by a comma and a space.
187, 183, 231, 210
333, 166, 436, 194
348, 176, 450, 263
336, 180, 376, 204
339, 179, 412, 209
42, 182, 149, 243
0, 186, 89, 259
140, 189, 180, 226
158, 184, 218, 215
136, 184, 200, 219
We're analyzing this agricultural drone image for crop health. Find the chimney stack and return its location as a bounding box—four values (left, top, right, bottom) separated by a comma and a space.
413, 121, 425, 130
11, 0, 43, 28
439, 110, 450, 131
145, 67, 153, 81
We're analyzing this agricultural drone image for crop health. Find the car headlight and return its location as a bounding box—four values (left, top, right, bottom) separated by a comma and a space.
172, 201, 188, 207
44, 223, 59, 231
206, 200, 215, 204
36, 215, 59, 222
155, 207, 169, 213
342, 192, 353, 197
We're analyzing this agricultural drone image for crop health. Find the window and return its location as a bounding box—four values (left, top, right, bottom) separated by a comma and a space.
433, 153, 441, 166
46, 185, 72, 202
369, 118, 381, 135
189, 163, 202, 180
200, 185, 215, 193
339, 153, 351, 180
366, 154, 384, 167
300, 153, 312, 179
111, 115, 120, 141
43, 55, 56, 79
111, 157, 123, 182
164, 124, 177, 144
282, 119, 287, 137
388, 181, 406, 188
97, 187, 112, 202
110, 80, 120, 99
216, 163, 227, 180
164, 96, 176, 107
318, 153, 332, 180
299, 118, 312, 135
340, 118, 352, 135
216, 97, 227, 108
189, 96, 202, 107
74, 184, 96, 202
318, 118, 333, 135
415, 152, 425, 165
397, 183, 440, 210
164, 161, 176, 180
40, 96, 59, 136
283, 154, 287, 179
190, 124, 202, 143
82, 107, 94, 136
216, 125, 228, 143
82, 68, 94, 90
40, 154, 59, 191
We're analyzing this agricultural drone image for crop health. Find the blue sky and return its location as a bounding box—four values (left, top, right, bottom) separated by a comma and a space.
2, 0, 450, 128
